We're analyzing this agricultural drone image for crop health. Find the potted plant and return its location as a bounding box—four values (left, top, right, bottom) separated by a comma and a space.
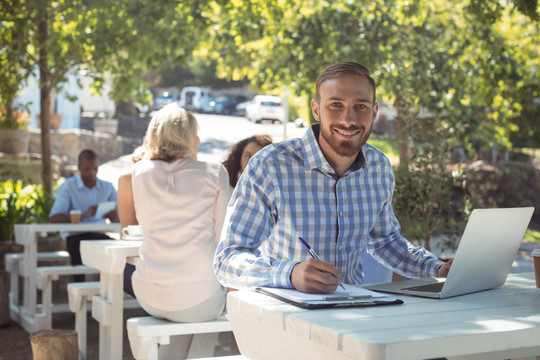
36, 89, 63, 129
0, 104, 31, 154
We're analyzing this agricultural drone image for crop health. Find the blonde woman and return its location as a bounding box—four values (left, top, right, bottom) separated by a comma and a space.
119, 103, 230, 358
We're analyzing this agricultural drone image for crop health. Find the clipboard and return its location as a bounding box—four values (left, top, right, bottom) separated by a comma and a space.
94, 201, 116, 219
256, 284, 403, 309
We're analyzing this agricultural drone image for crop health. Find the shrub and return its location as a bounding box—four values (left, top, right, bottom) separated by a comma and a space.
0, 179, 55, 241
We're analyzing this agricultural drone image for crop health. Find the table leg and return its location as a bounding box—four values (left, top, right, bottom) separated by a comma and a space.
95, 271, 124, 360
21, 235, 37, 321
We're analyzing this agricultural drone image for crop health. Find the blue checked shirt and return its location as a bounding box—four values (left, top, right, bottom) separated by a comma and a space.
214, 125, 443, 289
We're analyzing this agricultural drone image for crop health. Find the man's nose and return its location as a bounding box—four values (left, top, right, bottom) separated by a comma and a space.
342, 105, 357, 124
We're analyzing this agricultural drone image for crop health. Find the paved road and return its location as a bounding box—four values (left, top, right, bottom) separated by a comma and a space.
99, 113, 308, 187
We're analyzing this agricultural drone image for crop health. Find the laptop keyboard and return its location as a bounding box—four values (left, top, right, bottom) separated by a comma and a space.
403, 281, 445, 293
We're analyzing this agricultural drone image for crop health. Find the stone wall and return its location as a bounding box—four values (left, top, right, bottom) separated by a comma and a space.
28, 129, 130, 164
0, 116, 150, 183
27, 115, 150, 165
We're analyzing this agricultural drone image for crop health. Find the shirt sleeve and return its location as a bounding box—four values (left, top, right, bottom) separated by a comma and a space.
49, 181, 71, 217
213, 157, 298, 289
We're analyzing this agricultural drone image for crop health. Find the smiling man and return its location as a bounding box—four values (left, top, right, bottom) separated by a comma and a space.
214, 62, 451, 294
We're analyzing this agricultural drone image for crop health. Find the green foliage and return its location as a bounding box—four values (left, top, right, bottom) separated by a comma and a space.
202, 0, 539, 245
0, 179, 55, 242
1, 0, 218, 193
0, 105, 30, 130
463, 161, 540, 212
525, 228, 540, 243
393, 139, 471, 250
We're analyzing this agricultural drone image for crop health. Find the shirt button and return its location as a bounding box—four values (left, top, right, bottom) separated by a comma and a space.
339, 245, 343, 250
339, 211, 343, 216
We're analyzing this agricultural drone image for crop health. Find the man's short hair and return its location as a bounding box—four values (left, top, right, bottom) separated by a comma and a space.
315, 62, 377, 103
78, 149, 98, 164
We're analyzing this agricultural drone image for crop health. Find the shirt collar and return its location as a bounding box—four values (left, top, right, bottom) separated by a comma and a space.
75, 173, 101, 190
302, 124, 367, 176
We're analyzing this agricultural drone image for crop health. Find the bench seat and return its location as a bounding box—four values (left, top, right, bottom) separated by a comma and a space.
127, 315, 232, 360
35, 265, 99, 330
5, 251, 70, 317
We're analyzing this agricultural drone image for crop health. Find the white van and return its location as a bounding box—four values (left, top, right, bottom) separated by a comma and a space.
179, 87, 214, 112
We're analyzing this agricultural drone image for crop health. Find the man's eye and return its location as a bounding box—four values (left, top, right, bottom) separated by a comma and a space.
330, 102, 342, 108
355, 104, 368, 110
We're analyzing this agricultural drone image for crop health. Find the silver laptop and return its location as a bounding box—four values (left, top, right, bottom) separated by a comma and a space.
364, 207, 534, 299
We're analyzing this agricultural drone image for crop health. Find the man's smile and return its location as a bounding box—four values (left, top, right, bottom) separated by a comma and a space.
333, 127, 363, 138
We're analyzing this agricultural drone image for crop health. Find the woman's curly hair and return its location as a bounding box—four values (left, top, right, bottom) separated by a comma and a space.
222, 134, 273, 188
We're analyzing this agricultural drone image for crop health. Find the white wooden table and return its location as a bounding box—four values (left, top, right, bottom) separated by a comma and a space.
227, 273, 540, 360
81, 239, 141, 360
12, 222, 120, 332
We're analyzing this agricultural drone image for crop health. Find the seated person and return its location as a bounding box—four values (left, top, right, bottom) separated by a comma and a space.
213, 62, 452, 294
120, 103, 230, 358
49, 149, 117, 282
222, 134, 273, 191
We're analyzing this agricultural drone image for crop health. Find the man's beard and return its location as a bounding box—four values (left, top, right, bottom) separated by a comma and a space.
320, 117, 372, 158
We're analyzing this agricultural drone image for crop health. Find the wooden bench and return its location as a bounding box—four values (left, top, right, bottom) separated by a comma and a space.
67, 281, 141, 360
5, 251, 70, 316
67, 281, 100, 360
127, 315, 232, 360
35, 265, 99, 330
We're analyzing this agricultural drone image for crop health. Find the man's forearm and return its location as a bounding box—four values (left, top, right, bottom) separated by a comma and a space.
49, 213, 70, 223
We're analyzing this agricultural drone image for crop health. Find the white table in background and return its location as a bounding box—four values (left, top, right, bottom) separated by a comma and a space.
227, 273, 540, 360
81, 239, 142, 360
12, 222, 120, 333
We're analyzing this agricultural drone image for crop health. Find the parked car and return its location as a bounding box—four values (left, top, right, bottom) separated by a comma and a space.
179, 86, 214, 112
198, 94, 215, 113
245, 95, 284, 123
209, 94, 248, 115
235, 100, 251, 117
153, 91, 179, 110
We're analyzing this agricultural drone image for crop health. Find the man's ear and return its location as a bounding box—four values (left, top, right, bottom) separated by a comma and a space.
372, 102, 379, 122
311, 99, 320, 122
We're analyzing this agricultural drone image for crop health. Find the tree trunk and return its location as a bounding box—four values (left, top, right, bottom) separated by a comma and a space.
394, 95, 409, 169
29, 329, 78, 360
38, 3, 53, 196
0, 270, 9, 326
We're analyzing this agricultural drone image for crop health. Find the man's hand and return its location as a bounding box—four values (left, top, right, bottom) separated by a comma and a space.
82, 205, 97, 221
103, 209, 118, 222
291, 258, 343, 294
437, 259, 453, 277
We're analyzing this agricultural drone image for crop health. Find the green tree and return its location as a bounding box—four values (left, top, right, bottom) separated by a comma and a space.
203, 0, 539, 245
1, 0, 214, 195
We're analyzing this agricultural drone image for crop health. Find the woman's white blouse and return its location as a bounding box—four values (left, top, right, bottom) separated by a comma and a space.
131, 157, 230, 311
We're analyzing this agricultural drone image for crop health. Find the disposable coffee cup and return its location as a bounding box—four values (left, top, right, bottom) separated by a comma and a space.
70, 210, 81, 224
532, 248, 540, 289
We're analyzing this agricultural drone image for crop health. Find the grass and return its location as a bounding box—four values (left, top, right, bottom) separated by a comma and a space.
525, 228, 540, 243
368, 137, 400, 158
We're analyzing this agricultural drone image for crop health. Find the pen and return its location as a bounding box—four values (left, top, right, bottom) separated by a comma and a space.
298, 236, 346, 290
323, 295, 372, 301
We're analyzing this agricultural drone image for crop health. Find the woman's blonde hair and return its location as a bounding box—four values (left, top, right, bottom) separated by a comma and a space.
138, 103, 198, 162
